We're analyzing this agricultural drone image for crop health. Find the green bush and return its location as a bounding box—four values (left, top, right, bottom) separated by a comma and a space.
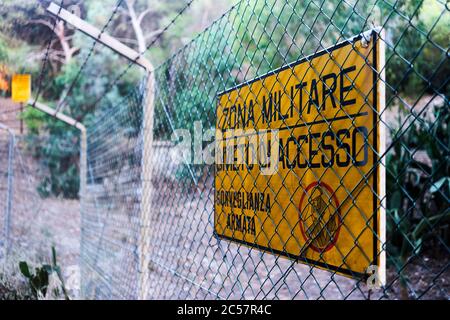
19, 247, 69, 300
22, 43, 141, 198
386, 103, 449, 291
384, 0, 449, 98
23, 111, 81, 199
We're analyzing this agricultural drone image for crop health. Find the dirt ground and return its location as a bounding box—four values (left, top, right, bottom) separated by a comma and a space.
0, 160, 81, 298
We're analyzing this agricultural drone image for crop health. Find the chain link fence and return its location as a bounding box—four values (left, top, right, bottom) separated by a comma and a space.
0, 122, 81, 298
1, 0, 447, 301
0, 123, 14, 261
79, 0, 449, 300
81, 87, 144, 298
0, 124, 47, 264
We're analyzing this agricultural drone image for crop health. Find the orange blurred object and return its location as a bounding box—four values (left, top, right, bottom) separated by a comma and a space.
0, 64, 9, 92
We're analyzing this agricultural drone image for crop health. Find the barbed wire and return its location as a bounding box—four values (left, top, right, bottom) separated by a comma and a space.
78, 0, 198, 119
54, 0, 125, 114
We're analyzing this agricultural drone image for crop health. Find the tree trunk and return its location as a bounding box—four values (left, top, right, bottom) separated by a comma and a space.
125, 0, 147, 54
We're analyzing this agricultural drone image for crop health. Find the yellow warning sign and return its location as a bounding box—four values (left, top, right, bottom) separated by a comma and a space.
214, 30, 385, 283
12, 74, 31, 103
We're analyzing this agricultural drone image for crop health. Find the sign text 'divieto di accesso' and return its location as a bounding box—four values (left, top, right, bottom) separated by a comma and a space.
214, 29, 386, 282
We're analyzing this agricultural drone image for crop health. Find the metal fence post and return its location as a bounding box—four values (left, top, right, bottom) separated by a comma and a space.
79, 126, 87, 298
79, 128, 87, 213
4, 129, 14, 258
139, 68, 155, 300
45, 3, 156, 299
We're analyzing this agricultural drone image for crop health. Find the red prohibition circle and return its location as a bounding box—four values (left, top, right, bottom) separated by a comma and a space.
298, 181, 342, 253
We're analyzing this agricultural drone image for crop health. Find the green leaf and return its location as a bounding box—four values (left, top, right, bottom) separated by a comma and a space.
393, 209, 402, 225
52, 246, 57, 266
19, 261, 31, 278
413, 238, 423, 255
42, 264, 53, 274
390, 191, 402, 211
36, 268, 49, 295
430, 177, 449, 193
53, 266, 61, 274
412, 211, 450, 239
